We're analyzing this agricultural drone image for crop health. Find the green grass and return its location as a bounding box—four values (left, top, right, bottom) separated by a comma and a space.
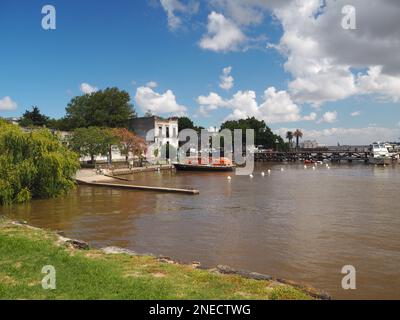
0, 218, 312, 300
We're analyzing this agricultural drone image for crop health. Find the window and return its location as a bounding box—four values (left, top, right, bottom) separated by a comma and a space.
166, 126, 170, 138
159, 126, 163, 137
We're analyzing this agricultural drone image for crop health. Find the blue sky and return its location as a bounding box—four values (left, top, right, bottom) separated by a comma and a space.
1, 0, 400, 144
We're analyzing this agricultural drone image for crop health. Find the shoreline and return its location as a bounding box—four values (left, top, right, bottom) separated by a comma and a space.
0, 217, 330, 300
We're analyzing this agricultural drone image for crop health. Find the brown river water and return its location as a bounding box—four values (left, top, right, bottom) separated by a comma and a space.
1, 163, 400, 299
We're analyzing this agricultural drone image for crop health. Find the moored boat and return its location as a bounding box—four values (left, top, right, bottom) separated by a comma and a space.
174, 157, 235, 172
369, 142, 392, 165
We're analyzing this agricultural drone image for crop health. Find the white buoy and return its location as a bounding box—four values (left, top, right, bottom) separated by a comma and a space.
280, 167, 284, 172
227, 176, 232, 181
312, 166, 316, 171
304, 165, 307, 169
327, 166, 331, 170
268, 169, 271, 174
261, 171, 265, 177
325, 163, 329, 168
249, 174, 254, 178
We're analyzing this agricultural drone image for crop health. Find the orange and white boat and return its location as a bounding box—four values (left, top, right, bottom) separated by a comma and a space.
174, 157, 235, 172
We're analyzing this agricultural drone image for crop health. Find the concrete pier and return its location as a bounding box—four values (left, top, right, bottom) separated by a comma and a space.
75, 169, 199, 195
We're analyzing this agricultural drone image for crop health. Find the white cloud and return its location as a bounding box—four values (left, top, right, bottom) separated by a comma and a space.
271, 0, 400, 105
320, 111, 338, 124
80, 83, 98, 94
146, 81, 158, 88
0, 96, 17, 111
199, 12, 246, 52
160, 0, 199, 30
357, 66, 400, 102
135, 86, 187, 115
275, 126, 400, 146
219, 66, 234, 90
208, 0, 400, 105
197, 87, 316, 124
350, 111, 361, 117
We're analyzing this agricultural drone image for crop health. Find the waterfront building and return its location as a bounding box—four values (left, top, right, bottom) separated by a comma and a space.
130, 116, 179, 160
300, 140, 319, 149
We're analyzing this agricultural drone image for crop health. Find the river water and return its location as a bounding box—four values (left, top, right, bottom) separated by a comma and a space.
2, 163, 400, 299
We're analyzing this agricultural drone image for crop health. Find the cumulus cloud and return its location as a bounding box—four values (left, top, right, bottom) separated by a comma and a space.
80, 83, 98, 94
135, 85, 187, 115
160, 0, 199, 30
319, 111, 338, 124
146, 81, 158, 88
206, 0, 400, 105
272, 0, 400, 105
219, 66, 234, 90
0, 96, 17, 111
197, 87, 316, 124
199, 12, 246, 52
357, 66, 400, 102
275, 126, 400, 146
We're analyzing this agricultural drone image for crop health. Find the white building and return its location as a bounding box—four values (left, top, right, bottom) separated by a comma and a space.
301, 140, 319, 149
130, 116, 179, 160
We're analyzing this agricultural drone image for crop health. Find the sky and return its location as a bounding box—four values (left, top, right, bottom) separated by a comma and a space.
1, 0, 400, 145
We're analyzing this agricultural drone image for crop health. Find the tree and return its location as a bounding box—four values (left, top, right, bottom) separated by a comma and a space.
0, 120, 80, 205
220, 117, 286, 150
293, 129, 303, 149
65, 87, 136, 129
178, 116, 203, 133
69, 127, 114, 164
19, 106, 49, 127
111, 128, 147, 163
286, 131, 294, 149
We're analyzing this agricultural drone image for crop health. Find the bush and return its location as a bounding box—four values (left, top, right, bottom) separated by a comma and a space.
0, 121, 80, 205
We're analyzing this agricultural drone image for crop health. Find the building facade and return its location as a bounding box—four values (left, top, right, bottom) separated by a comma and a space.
130, 116, 179, 160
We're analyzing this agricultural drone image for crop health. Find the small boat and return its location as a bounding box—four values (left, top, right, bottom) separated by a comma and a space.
304, 159, 315, 164
174, 157, 235, 172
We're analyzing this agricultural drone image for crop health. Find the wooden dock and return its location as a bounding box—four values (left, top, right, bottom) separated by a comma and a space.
76, 179, 200, 195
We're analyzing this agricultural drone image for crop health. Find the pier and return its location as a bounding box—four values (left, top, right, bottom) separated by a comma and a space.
253, 149, 373, 163
75, 169, 199, 195
77, 180, 200, 195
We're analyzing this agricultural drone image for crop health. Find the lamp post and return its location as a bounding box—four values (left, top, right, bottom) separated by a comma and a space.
275, 139, 279, 152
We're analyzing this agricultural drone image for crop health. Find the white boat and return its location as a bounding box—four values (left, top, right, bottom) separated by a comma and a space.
369, 142, 392, 165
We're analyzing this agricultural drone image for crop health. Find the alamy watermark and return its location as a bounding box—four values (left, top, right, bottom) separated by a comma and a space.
41, 5, 56, 30
41, 265, 56, 290
342, 5, 356, 30
341, 265, 356, 290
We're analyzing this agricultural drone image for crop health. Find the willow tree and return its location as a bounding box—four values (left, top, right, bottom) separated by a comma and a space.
0, 120, 80, 205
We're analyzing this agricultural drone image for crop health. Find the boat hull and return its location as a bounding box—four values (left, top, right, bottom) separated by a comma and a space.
369, 157, 392, 165
174, 163, 235, 172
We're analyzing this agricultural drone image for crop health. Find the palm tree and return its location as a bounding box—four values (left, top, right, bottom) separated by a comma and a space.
286, 131, 294, 149
293, 129, 303, 149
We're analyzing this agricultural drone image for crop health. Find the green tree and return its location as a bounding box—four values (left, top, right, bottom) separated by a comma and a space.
65, 87, 136, 129
178, 116, 203, 133
0, 120, 80, 205
293, 129, 303, 149
69, 127, 114, 164
19, 106, 49, 127
286, 131, 294, 149
220, 117, 286, 150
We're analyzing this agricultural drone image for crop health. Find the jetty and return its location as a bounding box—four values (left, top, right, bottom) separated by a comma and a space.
75, 169, 199, 195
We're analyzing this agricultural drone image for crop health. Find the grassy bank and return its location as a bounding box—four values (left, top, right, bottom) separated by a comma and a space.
0, 218, 312, 300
